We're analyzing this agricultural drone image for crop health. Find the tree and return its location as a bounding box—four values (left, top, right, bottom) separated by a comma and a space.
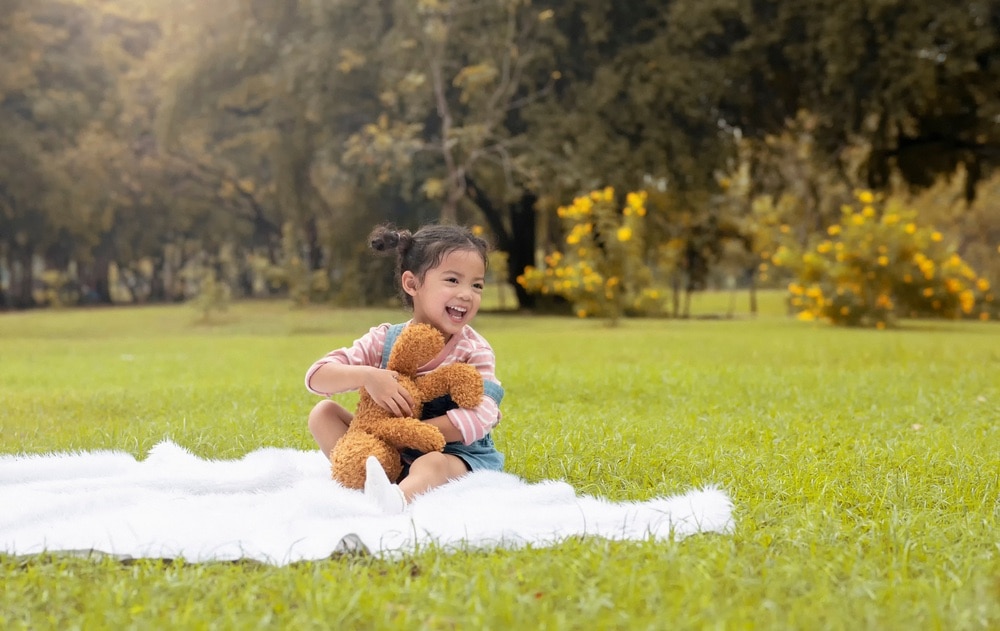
0, 0, 127, 307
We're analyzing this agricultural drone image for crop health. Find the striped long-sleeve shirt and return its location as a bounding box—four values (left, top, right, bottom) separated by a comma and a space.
304, 322, 502, 445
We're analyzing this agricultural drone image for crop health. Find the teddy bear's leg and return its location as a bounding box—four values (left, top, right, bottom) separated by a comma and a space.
414, 364, 484, 409
367, 417, 447, 454
331, 432, 401, 490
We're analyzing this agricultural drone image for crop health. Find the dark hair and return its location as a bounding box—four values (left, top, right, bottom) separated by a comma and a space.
369, 224, 491, 308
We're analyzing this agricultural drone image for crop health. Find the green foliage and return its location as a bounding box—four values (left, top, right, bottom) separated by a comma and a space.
189, 267, 231, 322
5, 0, 1000, 315
517, 188, 660, 323
32, 270, 79, 308
0, 304, 998, 628
774, 191, 996, 328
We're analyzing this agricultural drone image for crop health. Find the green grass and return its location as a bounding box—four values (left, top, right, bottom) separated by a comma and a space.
1, 299, 998, 629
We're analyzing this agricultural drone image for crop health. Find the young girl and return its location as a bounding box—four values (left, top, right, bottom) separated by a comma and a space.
304, 224, 504, 514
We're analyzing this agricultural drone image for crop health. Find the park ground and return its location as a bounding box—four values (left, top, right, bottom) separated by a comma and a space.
1, 293, 998, 629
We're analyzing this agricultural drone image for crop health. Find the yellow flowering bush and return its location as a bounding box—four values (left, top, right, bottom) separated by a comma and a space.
774, 191, 996, 327
517, 187, 656, 323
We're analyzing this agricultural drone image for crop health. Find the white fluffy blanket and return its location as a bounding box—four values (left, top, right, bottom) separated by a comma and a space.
0, 441, 733, 565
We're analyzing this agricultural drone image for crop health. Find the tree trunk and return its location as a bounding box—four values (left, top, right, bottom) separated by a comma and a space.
506, 191, 537, 309
80, 240, 114, 305
0, 249, 10, 310
464, 177, 537, 309
305, 216, 323, 270
12, 245, 35, 309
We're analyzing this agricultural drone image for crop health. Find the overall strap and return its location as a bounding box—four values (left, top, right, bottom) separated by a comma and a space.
379, 322, 408, 369
483, 381, 504, 406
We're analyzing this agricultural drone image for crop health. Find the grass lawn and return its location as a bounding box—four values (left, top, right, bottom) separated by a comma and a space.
1, 296, 998, 629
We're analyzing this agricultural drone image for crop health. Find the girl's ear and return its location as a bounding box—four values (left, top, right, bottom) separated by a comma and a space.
401, 271, 419, 296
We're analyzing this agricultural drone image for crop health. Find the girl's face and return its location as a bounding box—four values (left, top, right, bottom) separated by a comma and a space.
402, 248, 485, 340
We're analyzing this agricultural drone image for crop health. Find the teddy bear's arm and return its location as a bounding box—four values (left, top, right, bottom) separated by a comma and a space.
414, 364, 484, 409
366, 417, 447, 453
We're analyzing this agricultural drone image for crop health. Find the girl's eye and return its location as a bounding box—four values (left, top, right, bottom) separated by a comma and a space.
445, 277, 459, 284
473, 283, 484, 291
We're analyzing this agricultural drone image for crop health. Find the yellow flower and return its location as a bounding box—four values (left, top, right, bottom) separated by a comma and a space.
471, 225, 485, 236
882, 213, 900, 226
840, 306, 850, 316
626, 191, 646, 211
960, 290, 975, 314
931, 231, 943, 242
817, 241, 833, 254
851, 214, 866, 226
857, 190, 875, 204
862, 205, 876, 218
904, 223, 917, 235
576, 309, 587, 318
779, 224, 790, 234
923, 288, 934, 298
797, 311, 816, 322
617, 226, 633, 242
877, 255, 889, 266
827, 225, 842, 236
976, 278, 991, 292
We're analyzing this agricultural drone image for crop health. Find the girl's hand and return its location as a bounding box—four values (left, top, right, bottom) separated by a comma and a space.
365, 369, 414, 417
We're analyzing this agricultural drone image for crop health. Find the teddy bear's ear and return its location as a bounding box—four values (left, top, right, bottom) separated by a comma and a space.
387, 323, 445, 374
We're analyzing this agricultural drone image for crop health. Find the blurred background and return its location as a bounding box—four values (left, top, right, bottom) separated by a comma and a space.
1, 0, 997, 323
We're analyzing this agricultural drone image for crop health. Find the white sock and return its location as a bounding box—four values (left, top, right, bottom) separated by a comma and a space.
364, 456, 406, 515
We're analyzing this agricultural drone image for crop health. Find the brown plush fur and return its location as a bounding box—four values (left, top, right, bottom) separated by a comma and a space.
330, 323, 484, 489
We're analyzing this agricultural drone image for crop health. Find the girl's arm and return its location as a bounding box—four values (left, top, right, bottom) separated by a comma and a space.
419, 416, 465, 443
304, 324, 414, 416
307, 362, 381, 395
309, 363, 415, 418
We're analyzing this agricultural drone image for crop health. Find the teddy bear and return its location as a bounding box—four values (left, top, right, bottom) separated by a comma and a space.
330, 323, 484, 489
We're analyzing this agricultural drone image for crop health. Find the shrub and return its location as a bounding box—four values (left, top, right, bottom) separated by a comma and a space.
773, 191, 996, 327
516, 187, 658, 323
190, 266, 231, 322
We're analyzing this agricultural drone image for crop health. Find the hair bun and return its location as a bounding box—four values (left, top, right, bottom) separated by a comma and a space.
368, 225, 412, 254
369, 226, 399, 252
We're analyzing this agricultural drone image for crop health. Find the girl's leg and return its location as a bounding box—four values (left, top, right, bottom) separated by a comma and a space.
307, 399, 353, 455
398, 451, 468, 502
